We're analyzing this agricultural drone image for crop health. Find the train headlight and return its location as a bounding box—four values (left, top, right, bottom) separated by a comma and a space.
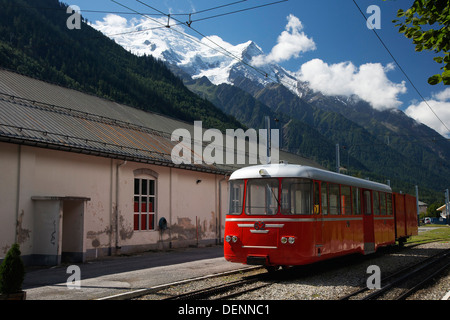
225, 235, 232, 243
281, 237, 288, 244
288, 237, 295, 244
232, 235, 238, 243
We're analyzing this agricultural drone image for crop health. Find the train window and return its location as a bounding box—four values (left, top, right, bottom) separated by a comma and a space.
229, 180, 244, 215
380, 192, 386, 215
281, 187, 289, 213
314, 181, 320, 214
386, 193, 393, 215
373, 191, 380, 215
341, 185, 352, 215
246, 178, 279, 215
281, 178, 312, 215
329, 183, 340, 215
321, 182, 328, 215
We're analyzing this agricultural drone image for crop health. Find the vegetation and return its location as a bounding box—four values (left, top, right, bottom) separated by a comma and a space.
410, 225, 450, 244
0, 244, 25, 294
426, 202, 445, 218
0, 0, 242, 132
390, 0, 450, 85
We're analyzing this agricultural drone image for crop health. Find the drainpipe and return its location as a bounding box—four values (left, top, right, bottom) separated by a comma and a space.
115, 160, 127, 252
169, 167, 172, 248
218, 173, 229, 244
15, 145, 22, 244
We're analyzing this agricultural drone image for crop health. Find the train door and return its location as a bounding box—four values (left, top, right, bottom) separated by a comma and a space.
314, 181, 323, 257
362, 189, 375, 254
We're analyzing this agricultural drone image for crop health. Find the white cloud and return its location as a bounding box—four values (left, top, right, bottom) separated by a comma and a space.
91, 14, 129, 31
251, 14, 316, 66
433, 87, 450, 101
405, 89, 450, 137
298, 59, 407, 110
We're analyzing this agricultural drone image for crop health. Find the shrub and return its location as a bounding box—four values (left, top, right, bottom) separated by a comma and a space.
0, 243, 25, 294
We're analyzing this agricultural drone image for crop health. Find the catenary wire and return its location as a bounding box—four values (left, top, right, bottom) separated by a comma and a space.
110, 0, 279, 82
352, 0, 450, 135
133, 0, 291, 83
168, 0, 251, 16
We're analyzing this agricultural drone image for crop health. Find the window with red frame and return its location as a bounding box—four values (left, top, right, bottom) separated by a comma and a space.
134, 178, 155, 231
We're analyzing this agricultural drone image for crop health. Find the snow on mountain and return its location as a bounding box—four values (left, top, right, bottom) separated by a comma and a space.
90, 15, 301, 91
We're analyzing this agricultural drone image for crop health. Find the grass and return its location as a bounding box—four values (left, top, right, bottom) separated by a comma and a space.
410, 225, 450, 244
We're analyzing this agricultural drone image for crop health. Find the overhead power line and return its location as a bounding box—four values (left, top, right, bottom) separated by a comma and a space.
134, 0, 271, 75
109, 0, 290, 85
352, 0, 450, 135
1, 4, 162, 16
167, 0, 250, 16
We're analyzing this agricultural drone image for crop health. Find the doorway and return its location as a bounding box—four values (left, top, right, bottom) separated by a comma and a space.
62, 200, 85, 263
32, 196, 88, 265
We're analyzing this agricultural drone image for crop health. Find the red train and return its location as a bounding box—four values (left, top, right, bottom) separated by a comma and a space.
224, 164, 418, 271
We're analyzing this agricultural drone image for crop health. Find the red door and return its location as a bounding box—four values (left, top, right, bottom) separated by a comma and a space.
362, 190, 375, 254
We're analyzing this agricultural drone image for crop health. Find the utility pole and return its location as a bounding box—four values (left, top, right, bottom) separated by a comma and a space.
336, 143, 340, 173
415, 185, 419, 226
445, 189, 449, 225
265, 116, 271, 164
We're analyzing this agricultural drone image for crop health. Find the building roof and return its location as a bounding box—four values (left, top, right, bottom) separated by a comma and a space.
0, 69, 323, 174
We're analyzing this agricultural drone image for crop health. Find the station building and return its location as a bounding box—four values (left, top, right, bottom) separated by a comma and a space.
0, 69, 320, 266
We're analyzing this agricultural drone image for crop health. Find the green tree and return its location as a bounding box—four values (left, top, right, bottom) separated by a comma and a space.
0, 244, 25, 294
390, 0, 450, 85
427, 202, 443, 218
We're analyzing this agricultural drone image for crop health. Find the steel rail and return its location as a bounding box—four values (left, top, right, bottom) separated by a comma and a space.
340, 248, 450, 300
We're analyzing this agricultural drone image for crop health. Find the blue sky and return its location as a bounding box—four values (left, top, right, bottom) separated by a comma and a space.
70, 0, 449, 136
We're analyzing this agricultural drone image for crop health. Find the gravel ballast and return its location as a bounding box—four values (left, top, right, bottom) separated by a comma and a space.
137, 241, 449, 300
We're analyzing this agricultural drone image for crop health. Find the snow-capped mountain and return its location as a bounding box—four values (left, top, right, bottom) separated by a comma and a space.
91, 15, 302, 94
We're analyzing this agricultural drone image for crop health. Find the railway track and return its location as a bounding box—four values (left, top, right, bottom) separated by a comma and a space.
163, 272, 273, 300
340, 248, 450, 300
134, 240, 449, 301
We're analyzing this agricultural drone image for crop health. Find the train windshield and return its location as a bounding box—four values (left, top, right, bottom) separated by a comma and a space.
229, 180, 245, 215
228, 178, 313, 215
246, 178, 279, 215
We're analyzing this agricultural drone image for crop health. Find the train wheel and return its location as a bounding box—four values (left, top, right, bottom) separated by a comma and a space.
265, 266, 279, 273
398, 237, 406, 248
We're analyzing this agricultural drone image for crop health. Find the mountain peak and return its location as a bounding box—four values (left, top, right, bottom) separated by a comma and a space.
240, 40, 264, 61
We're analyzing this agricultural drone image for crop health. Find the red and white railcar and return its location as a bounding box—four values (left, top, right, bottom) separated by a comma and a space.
224, 163, 417, 270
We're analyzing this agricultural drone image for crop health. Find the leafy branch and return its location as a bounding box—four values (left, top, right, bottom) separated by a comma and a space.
391, 0, 450, 85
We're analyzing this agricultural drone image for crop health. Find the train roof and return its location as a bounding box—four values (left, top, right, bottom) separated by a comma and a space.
229, 164, 392, 193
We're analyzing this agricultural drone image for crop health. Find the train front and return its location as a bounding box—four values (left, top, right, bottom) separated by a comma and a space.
224, 164, 316, 269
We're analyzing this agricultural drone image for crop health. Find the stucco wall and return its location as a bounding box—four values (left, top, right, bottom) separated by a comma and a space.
0, 142, 228, 264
